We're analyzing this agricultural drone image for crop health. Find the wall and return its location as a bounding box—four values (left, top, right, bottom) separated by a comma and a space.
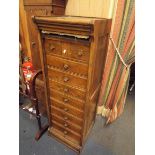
65, 0, 116, 18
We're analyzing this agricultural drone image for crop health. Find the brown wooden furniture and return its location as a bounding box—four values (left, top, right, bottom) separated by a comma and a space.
23, 0, 67, 110
34, 16, 111, 152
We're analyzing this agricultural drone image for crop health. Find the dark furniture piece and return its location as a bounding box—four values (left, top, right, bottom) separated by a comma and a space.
34, 16, 111, 152
19, 69, 49, 140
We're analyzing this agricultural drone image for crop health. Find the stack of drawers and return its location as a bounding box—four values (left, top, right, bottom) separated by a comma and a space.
46, 37, 89, 149
34, 16, 111, 152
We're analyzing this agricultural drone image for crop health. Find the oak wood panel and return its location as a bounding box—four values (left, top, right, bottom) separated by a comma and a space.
51, 106, 83, 127
49, 128, 81, 152
46, 55, 88, 76
48, 79, 86, 101
34, 16, 111, 153
47, 68, 87, 90
19, 0, 31, 57
51, 114, 82, 134
44, 37, 90, 63
51, 121, 81, 144
24, 0, 52, 5
50, 99, 84, 118
49, 89, 84, 110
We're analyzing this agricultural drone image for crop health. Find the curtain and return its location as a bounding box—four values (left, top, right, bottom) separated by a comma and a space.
97, 0, 135, 124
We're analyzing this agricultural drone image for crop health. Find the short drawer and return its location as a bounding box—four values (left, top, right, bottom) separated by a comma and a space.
46, 55, 88, 77
50, 99, 84, 118
49, 88, 84, 110
45, 38, 90, 63
51, 114, 82, 134
47, 68, 87, 90
48, 79, 86, 101
51, 106, 83, 127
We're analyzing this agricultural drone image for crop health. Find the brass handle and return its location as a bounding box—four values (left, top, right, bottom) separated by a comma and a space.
63, 64, 69, 70
64, 123, 68, 127
62, 49, 67, 54
64, 116, 68, 120
64, 98, 69, 103
64, 88, 69, 93
64, 131, 68, 135
64, 108, 68, 112
63, 77, 69, 82
50, 44, 55, 50
78, 50, 83, 57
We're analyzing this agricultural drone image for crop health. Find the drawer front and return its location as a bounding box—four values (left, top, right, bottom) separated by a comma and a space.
46, 55, 88, 77
51, 114, 82, 134
48, 79, 86, 101
45, 38, 90, 63
47, 69, 87, 90
51, 106, 83, 127
50, 99, 84, 118
52, 121, 81, 145
49, 89, 84, 110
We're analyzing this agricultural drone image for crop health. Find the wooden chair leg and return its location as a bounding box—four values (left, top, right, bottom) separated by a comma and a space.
35, 124, 49, 141
34, 99, 49, 141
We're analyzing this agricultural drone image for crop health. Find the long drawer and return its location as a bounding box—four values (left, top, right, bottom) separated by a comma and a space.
50, 99, 84, 118
47, 68, 87, 90
44, 37, 90, 63
49, 89, 84, 110
48, 79, 86, 101
51, 106, 83, 127
52, 121, 81, 145
46, 55, 88, 77
51, 114, 82, 134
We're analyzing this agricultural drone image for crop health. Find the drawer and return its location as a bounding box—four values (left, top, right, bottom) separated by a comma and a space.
46, 55, 88, 77
51, 106, 83, 127
47, 69, 87, 90
50, 99, 84, 118
49, 89, 84, 110
52, 121, 81, 145
45, 38, 90, 63
51, 114, 82, 134
48, 79, 86, 101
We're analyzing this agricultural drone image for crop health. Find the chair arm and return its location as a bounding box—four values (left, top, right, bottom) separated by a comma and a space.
29, 69, 43, 99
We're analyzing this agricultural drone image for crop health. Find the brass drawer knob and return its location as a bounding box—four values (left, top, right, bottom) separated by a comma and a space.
64, 131, 68, 135
64, 108, 68, 112
64, 123, 68, 127
64, 88, 69, 92
78, 50, 83, 57
63, 77, 69, 82
63, 64, 69, 70
50, 44, 55, 50
64, 98, 69, 102
62, 49, 67, 54
64, 116, 68, 120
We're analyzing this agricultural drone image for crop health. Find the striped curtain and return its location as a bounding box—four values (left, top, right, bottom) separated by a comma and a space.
97, 0, 135, 124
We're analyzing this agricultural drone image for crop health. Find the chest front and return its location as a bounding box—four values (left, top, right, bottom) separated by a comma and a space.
34, 16, 111, 153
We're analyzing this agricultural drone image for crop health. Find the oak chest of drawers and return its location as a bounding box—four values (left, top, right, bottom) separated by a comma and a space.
34, 16, 111, 152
